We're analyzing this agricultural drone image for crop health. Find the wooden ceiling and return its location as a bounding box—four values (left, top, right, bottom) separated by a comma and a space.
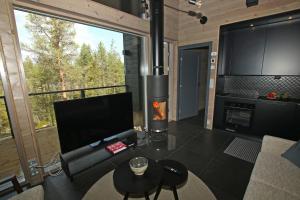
177, 0, 300, 46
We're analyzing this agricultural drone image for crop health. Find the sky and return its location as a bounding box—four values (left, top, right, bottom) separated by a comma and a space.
14, 10, 124, 61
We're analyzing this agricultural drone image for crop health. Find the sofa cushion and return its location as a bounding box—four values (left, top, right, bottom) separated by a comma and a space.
282, 140, 300, 167
243, 179, 299, 200
261, 135, 296, 156
9, 185, 44, 200
250, 152, 300, 198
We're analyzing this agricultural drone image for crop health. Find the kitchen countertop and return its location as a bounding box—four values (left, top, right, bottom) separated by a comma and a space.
216, 93, 300, 104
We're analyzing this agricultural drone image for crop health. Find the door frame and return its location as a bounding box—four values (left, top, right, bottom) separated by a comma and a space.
177, 42, 212, 128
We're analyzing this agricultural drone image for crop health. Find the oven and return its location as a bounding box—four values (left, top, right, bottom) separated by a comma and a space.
224, 101, 255, 132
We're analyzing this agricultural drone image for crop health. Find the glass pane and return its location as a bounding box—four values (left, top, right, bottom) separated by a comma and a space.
152, 101, 167, 121
0, 79, 25, 187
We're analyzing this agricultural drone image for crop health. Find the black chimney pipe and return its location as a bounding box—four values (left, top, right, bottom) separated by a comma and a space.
150, 0, 164, 76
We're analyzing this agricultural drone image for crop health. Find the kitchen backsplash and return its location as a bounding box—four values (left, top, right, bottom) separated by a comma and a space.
220, 76, 300, 99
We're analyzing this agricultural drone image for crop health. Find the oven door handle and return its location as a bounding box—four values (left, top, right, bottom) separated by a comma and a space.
224, 106, 254, 111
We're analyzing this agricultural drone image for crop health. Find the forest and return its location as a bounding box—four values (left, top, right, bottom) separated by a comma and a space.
0, 13, 126, 138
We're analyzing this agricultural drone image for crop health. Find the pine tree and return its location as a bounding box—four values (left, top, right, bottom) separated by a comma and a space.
22, 14, 78, 127
23, 14, 78, 98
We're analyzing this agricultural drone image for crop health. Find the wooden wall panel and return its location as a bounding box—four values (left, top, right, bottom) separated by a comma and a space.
165, 0, 179, 41
165, 6, 179, 41
178, 0, 300, 129
35, 128, 61, 165
13, 0, 179, 41
0, 138, 21, 179
0, 0, 43, 185
14, 0, 149, 35
0, 128, 61, 179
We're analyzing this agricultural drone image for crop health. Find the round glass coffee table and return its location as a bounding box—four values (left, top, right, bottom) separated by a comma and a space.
113, 158, 163, 200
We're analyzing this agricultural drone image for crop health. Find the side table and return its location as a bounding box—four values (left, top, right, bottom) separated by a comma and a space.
113, 158, 163, 200
154, 159, 188, 200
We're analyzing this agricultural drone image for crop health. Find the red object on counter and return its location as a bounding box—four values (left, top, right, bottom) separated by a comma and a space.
266, 92, 277, 100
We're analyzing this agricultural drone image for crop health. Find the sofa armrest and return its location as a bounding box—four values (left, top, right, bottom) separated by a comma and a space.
261, 135, 296, 155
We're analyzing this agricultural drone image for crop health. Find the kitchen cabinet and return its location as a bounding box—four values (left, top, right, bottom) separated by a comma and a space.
218, 31, 232, 75
252, 100, 296, 139
295, 104, 300, 138
214, 95, 300, 140
213, 96, 225, 129
262, 19, 300, 75
218, 11, 300, 76
218, 26, 266, 75
229, 26, 266, 75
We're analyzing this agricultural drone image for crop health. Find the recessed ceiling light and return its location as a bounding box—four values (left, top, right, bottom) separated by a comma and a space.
288, 16, 293, 20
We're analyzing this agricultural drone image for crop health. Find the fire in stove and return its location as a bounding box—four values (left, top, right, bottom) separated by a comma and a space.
152, 101, 167, 121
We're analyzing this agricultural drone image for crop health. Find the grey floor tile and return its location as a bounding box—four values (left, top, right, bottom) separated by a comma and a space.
2, 114, 255, 200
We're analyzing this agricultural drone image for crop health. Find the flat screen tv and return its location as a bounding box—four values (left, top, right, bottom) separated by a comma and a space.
54, 92, 133, 153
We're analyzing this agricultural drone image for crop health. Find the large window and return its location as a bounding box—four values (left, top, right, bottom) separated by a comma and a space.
15, 10, 127, 129
0, 78, 24, 185
0, 79, 11, 139
14, 9, 144, 165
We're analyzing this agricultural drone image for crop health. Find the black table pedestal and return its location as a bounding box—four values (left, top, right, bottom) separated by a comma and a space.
153, 183, 179, 200
154, 160, 188, 200
123, 192, 150, 200
113, 159, 162, 200
172, 186, 179, 200
153, 182, 162, 200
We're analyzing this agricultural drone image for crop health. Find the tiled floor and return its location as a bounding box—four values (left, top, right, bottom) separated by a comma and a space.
2, 115, 260, 200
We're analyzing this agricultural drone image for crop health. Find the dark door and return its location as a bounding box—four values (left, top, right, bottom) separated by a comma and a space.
229, 26, 266, 75
262, 19, 300, 75
178, 50, 200, 120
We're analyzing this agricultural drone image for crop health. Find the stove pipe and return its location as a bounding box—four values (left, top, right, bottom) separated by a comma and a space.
150, 0, 164, 76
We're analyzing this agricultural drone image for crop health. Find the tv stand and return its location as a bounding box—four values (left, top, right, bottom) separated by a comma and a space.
89, 140, 101, 148
60, 129, 137, 181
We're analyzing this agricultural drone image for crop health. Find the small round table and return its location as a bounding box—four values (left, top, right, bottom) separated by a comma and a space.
154, 159, 188, 200
113, 159, 163, 200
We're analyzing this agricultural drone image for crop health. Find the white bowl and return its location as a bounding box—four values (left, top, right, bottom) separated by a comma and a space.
129, 157, 148, 176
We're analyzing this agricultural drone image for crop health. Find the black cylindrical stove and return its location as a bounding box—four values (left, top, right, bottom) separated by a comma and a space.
148, 0, 168, 133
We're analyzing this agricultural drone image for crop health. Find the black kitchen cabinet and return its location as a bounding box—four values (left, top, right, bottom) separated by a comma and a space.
218, 31, 232, 75
229, 26, 266, 75
218, 26, 266, 75
214, 96, 225, 128
214, 95, 300, 140
295, 104, 300, 139
262, 19, 300, 75
252, 100, 296, 139
218, 10, 300, 76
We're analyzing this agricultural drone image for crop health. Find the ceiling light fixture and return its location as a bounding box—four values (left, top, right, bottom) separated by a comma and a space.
200, 16, 208, 24
187, 11, 207, 24
188, 0, 203, 8
165, 3, 207, 25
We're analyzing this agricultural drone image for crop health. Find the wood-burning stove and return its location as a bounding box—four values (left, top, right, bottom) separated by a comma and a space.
148, 75, 168, 132
147, 0, 168, 133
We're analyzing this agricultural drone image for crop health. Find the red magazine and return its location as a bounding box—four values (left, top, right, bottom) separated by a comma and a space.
105, 141, 127, 154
